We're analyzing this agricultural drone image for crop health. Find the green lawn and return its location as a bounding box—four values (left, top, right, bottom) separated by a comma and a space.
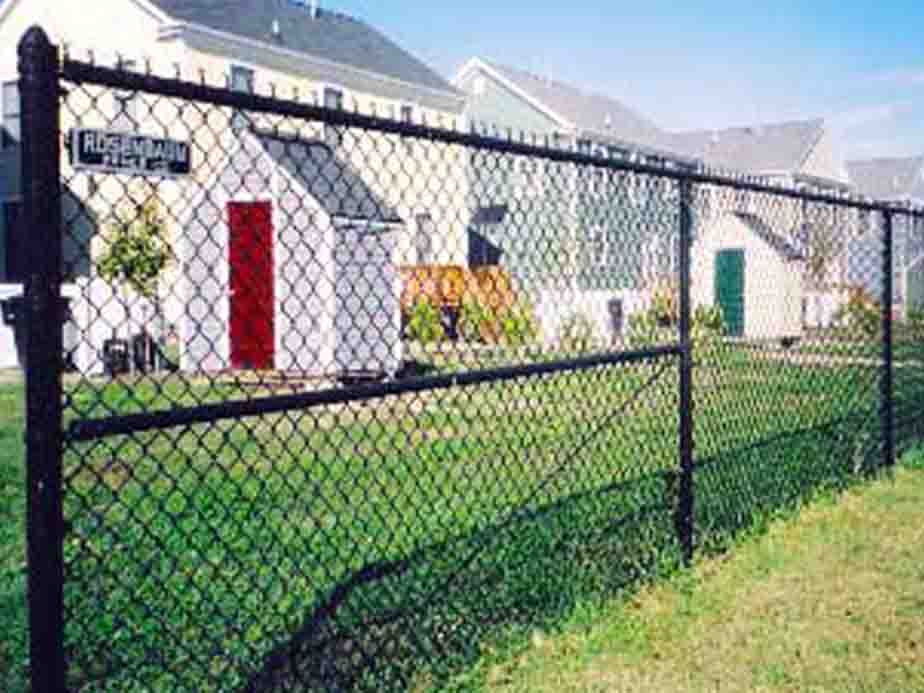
2, 345, 923, 691
468, 455, 924, 693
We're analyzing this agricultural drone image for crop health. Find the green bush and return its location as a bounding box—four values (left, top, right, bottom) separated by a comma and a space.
404, 298, 445, 344
558, 312, 599, 352
833, 288, 879, 339
458, 296, 498, 343
627, 303, 726, 362
499, 300, 539, 346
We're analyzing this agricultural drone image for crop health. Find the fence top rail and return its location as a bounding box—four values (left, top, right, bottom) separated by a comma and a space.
57, 55, 924, 219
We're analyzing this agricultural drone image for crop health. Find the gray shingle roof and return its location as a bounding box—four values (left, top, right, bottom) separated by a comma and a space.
667, 119, 825, 174
846, 156, 924, 200
255, 131, 402, 223
734, 212, 804, 261
484, 61, 664, 148
149, 0, 459, 95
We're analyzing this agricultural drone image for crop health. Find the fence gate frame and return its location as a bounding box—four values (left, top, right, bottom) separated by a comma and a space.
15, 22, 911, 693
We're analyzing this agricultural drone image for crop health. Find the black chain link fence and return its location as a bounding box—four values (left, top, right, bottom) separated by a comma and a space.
12, 28, 924, 692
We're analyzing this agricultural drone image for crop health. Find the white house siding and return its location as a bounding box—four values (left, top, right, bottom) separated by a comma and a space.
182, 46, 469, 268
0, 0, 463, 372
692, 214, 804, 340
333, 226, 402, 374
179, 133, 403, 377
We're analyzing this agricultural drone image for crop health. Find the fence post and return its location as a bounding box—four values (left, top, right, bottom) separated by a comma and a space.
881, 210, 894, 470
19, 26, 66, 693
676, 178, 694, 564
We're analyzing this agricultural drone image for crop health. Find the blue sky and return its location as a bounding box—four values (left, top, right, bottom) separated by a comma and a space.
331, 0, 924, 160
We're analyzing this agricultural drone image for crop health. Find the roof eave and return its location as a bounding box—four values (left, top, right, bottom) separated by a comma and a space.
159, 21, 466, 113
452, 57, 577, 131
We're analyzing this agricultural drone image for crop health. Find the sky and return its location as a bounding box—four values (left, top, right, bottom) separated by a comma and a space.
327, 0, 924, 161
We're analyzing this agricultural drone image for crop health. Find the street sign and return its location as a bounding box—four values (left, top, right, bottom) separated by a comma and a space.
69, 128, 191, 177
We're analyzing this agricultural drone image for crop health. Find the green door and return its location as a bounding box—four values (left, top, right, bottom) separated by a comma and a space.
715, 249, 745, 337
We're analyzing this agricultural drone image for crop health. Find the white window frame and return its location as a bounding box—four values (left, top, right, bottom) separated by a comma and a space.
229, 64, 255, 132
2, 81, 20, 150
320, 84, 346, 147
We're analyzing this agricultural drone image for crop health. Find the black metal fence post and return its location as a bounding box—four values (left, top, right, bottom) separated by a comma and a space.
881, 211, 895, 470
676, 178, 694, 563
19, 26, 66, 693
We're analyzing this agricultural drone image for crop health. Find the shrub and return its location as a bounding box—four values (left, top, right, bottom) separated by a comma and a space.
558, 312, 599, 352
499, 300, 539, 346
458, 296, 498, 343
833, 287, 879, 338
626, 303, 725, 361
404, 298, 445, 344
647, 276, 679, 326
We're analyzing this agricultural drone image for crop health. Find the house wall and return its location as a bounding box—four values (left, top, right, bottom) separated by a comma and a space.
456, 67, 562, 136
183, 45, 470, 268
692, 214, 804, 340
179, 133, 338, 375
0, 0, 462, 370
801, 130, 849, 185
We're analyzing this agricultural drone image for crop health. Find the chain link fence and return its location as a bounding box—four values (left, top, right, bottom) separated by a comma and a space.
11, 27, 924, 692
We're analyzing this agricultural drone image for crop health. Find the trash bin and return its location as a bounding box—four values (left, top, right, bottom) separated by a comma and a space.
132, 332, 156, 374
102, 338, 130, 376
1, 295, 73, 370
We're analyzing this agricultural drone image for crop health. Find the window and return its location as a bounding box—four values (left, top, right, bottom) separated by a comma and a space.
415, 214, 435, 264
323, 87, 344, 147
230, 65, 254, 131
591, 226, 609, 267
400, 105, 414, 153
112, 59, 137, 130
323, 87, 344, 110
3, 201, 24, 283
2, 81, 20, 149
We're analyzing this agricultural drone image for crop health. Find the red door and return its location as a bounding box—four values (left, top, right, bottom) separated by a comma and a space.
228, 201, 275, 370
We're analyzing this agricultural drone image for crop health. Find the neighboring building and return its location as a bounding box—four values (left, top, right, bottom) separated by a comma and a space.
0, 0, 466, 371
847, 156, 924, 314
453, 58, 691, 344
454, 57, 850, 342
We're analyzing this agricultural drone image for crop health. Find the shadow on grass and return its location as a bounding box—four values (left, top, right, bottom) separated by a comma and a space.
242, 470, 679, 692
238, 413, 903, 691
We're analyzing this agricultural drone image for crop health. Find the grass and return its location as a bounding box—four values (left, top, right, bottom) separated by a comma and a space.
2, 344, 923, 691
467, 453, 924, 693
0, 380, 27, 693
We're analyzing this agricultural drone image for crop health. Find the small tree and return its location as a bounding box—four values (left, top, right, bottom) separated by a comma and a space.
96, 197, 173, 366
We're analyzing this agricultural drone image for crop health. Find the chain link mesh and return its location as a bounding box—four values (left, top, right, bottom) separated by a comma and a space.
42, 58, 924, 691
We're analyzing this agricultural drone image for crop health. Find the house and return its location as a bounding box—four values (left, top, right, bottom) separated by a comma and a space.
670, 119, 852, 336
180, 129, 403, 376
453, 58, 690, 345
691, 212, 805, 340
454, 57, 852, 342
0, 0, 467, 372
847, 156, 924, 315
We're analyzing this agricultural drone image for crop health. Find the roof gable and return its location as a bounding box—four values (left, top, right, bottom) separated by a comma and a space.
149, 0, 458, 96
254, 131, 401, 223
734, 212, 804, 261
846, 156, 924, 201
461, 59, 663, 149
668, 119, 825, 175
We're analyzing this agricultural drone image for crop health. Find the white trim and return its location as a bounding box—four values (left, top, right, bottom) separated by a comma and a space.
159, 22, 465, 112
130, 0, 172, 24
0, 0, 171, 35
452, 57, 576, 131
